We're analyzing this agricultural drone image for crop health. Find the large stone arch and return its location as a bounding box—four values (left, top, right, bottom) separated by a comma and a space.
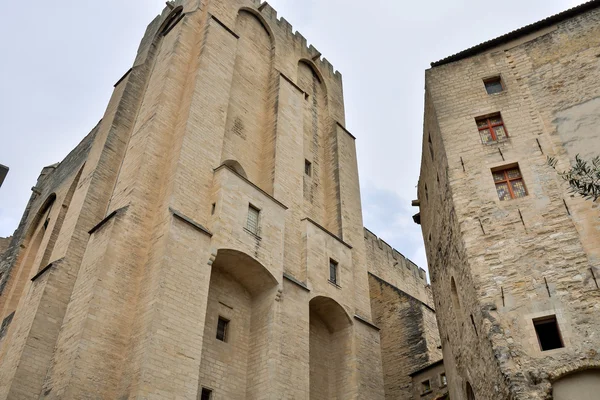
552, 369, 600, 400
298, 60, 341, 237
221, 9, 276, 194
198, 249, 279, 399
0, 193, 56, 319
309, 296, 353, 399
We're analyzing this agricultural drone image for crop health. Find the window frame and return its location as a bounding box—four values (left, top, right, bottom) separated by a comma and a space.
216, 316, 230, 342
246, 204, 261, 236
476, 114, 508, 143
533, 315, 564, 352
492, 166, 528, 201
483, 76, 504, 95
305, 159, 312, 177
421, 379, 432, 394
440, 372, 447, 387
329, 258, 339, 286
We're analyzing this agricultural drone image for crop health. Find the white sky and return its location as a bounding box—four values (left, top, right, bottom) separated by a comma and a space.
0, 0, 588, 273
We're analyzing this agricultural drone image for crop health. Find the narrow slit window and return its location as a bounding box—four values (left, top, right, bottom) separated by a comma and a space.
484, 77, 504, 94
216, 317, 229, 342
211, 203, 216, 215
329, 259, 338, 285
200, 388, 213, 400
246, 204, 260, 235
476, 114, 508, 144
305, 160, 312, 177
421, 379, 432, 394
428, 133, 434, 160
492, 165, 527, 201
533, 316, 564, 351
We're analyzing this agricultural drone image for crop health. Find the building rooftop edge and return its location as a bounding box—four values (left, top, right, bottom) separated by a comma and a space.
408, 358, 444, 377
430, 0, 600, 67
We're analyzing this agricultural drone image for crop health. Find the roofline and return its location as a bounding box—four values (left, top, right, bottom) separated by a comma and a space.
409, 358, 444, 377
431, 0, 600, 67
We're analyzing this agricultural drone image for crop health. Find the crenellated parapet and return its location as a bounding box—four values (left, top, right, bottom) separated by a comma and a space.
363, 227, 434, 309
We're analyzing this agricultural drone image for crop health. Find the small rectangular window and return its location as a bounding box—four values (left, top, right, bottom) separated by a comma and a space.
200, 388, 213, 400
329, 259, 338, 285
421, 379, 432, 394
305, 160, 312, 177
246, 205, 260, 235
492, 165, 527, 201
476, 114, 508, 144
440, 373, 447, 387
211, 203, 216, 215
216, 317, 229, 342
534, 316, 564, 351
484, 77, 504, 94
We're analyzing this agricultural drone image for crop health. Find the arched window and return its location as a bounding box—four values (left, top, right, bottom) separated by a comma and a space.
466, 382, 476, 400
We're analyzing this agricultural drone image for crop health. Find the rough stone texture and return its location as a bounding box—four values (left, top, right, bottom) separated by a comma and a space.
410, 360, 448, 400
0, 0, 438, 398
0, 238, 10, 258
419, 4, 600, 400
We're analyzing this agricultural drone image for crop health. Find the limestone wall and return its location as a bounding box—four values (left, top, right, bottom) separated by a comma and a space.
421, 5, 600, 400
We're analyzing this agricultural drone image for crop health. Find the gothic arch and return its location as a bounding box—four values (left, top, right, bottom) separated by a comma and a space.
238, 7, 276, 47
0, 193, 56, 318
222, 159, 248, 179
298, 59, 326, 89
309, 295, 352, 332
552, 367, 600, 400
157, 6, 184, 37
309, 296, 353, 399
221, 9, 276, 193
198, 249, 278, 398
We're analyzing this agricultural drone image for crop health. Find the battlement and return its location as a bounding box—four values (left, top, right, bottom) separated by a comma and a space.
249, 1, 342, 81
364, 228, 427, 282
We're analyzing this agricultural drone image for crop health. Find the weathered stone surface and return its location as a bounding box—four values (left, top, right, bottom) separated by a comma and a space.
0, 0, 438, 398
420, 4, 600, 400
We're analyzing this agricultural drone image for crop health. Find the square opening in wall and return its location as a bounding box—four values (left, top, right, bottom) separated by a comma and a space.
200, 388, 212, 400
533, 315, 564, 351
216, 317, 229, 342
305, 159, 312, 177
421, 379, 432, 394
440, 373, 447, 387
484, 76, 504, 94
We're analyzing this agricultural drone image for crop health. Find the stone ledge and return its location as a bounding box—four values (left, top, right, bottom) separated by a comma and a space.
302, 217, 352, 249
336, 121, 356, 140
283, 272, 310, 292
214, 164, 288, 210
88, 206, 129, 235
170, 208, 213, 237
31, 258, 64, 282
210, 15, 239, 39
354, 314, 380, 331
114, 68, 132, 88
279, 71, 307, 95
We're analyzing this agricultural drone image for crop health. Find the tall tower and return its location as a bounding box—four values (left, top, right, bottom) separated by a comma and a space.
418, 3, 600, 400
0, 1, 386, 398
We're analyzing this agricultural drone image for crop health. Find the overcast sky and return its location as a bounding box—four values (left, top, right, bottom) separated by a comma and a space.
0, 0, 587, 273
